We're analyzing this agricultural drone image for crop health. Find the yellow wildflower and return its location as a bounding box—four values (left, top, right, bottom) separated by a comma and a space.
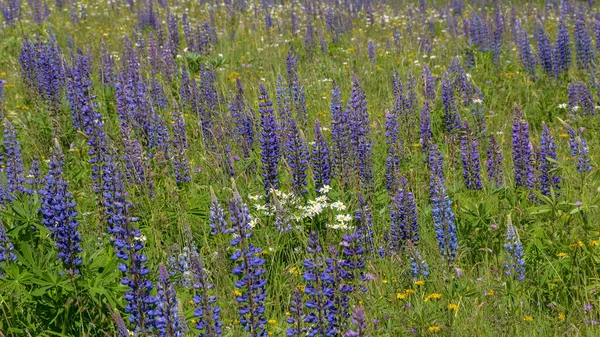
414, 280, 425, 286
556, 252, 567, 258
268, 319, 277, 325
447, 303, 459, 312
405, 289, 416, 295
558, 313, 565, 321
428, 326, 441, 332
523, 316, 534, 321
424, 293, 442, 301
396, 293, 407, 300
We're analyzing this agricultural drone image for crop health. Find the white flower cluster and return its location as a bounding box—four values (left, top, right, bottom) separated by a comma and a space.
246, 185, 353, 231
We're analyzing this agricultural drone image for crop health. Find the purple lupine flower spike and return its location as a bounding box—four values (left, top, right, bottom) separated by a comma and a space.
349, 75, 374, 194
151, 263, 182, 336
39, 155, 83, 274
284, 117, 308, 196
286, 289, 304, 336
537, 123, 560, 196
311, 119, 331, 191
330, 81, 350, 180
512, 107, 534, 191
460, 119, 482, 190
192, 250, 223, 337
3, 119, 26, 198
209, 187, 228, 236
355, 193, 375, 255
229, 188, 268, 336
346, 307, 369, 337
258, 83, 280, 197
504, 214, 525, 281
486, 134, 504, 187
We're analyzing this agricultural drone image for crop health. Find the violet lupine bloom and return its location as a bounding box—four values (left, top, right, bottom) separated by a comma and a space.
567, 126, 593, 173
209, 187, 228, 236
346, 307, 369, 337
167, 13, 180, 57
286, 289, 305, 337
151, 264, 182, 337
311, 119, 331, 191
430, 176, 458, 265
535, 23, 553, 75
36, 36, 64, 115
229, 79, 255, 158
99, 41, 115, 86
171, 107, 191, 183
25, 155, 42, 194
567, 81, 595, 116
408, 245, 429, 281
303, 231, 335, 337
1, 0, 22, 26
229, 190, 268, 337
103, 156, 154, 333
27, 0, 49, 24
517, 23, 535, 76
258, 83, 280, 197
112, 310, 130, 337
512, 108, 534, 191
389, 186, 419, 252
120, 124, 153, 196
385, 108, 401, 194
460, 119, 483, 190
276, 74, 292, 140
65, 51, 93, 131
0, 219, 17, 277
574, 11, 594, 71
419, 100, 432, 150
504, 215, 525, 281
486, 134, 504, 187
348, 75, 374, 194
285, 117, 308, 196
330, 81, 350, 179
3, 120, 26, 198
39, 156, 83, 274
441, 73, 459, 134
191, 251, 223, 337
492, 5, 504, 65
554, 15, 571, 76
537, 123, 560, 197
354, 193, 375, 255
367, 40, 376, 64
421, 64, 436, 101
427, 144, 445, 197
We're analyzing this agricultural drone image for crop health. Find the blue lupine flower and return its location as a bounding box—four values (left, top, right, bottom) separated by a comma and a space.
367, 40, 376, 64
311, 119, 331, 191
1, 0, 22, 26
421, 65, 436, 101
285, 117, 308, 196
486, 134, 504, 187
538, 123, 560, 196
3, 120, 26, 198
151, 263, 182, 337
0, 219, 16, 277
259, 83, 280, 197
430, 176, 458, 265
460, 119, 483, 190
209, 187, 228, 236
419, 100, 432, 150
516, 22, 535, 76
385, 105, 402, 194
511, 108, 534, 191
345, 306, 368, 337
229, 189, 267, 336
286, 289, 304, 336
567, 125, 592, 173
390, 184, 419, 252
121, 123, 153, 196
441, 73, 458, 134
103, 155, 154, 333
554, 15, 571, 76
355, 194, 375, 255
192, 250, 223, 337
330, 81, 350, 179
535, 23, 553, 75
348, 75, 374, 194
574, 10, 594, 71
504, 215, 525, 281
39, 155, 83, 274
407, 244, 429, 281
303, 231, 336, 336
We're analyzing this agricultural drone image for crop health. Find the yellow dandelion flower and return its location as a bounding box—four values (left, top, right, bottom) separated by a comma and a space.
233, 290, 242, 297
447, 303, 459, 312
558, 313, 565, 321
556, 252, 567, 258
414, 280, 425, 286
523, 316, 534, 321
428, 326, 441, 332
382, 279, 388, 284
591, 240, 599, 247
570, 241, 583, 248
405, 289, 416, 295
486, 289, 495, 296
268, 319, 277, 325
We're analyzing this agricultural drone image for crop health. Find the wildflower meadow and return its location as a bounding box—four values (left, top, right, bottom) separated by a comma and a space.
0, 0, 600, 336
